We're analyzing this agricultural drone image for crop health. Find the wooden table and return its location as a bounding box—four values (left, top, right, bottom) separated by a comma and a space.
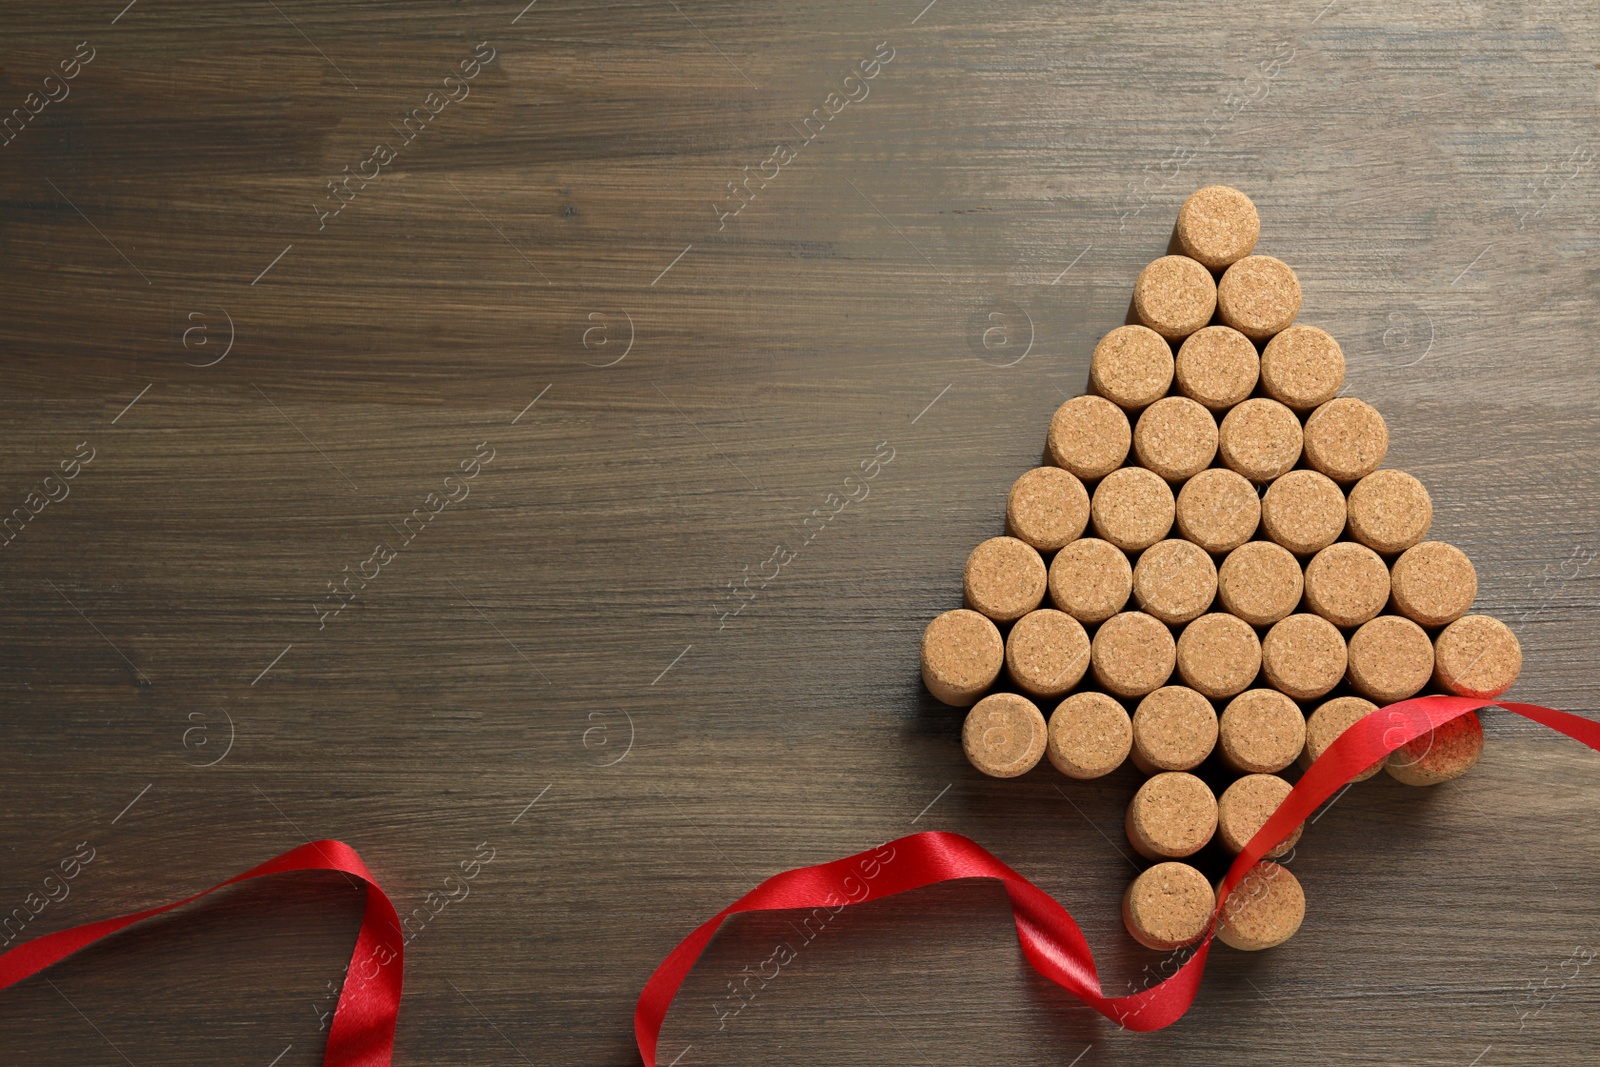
3, 2, 1598, 1064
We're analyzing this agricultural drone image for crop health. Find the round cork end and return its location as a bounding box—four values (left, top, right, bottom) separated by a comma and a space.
1301, 696, 1383, 781
921, 609, 1005, 707
1261, 613, 1347, 700
962, 693, 1048, 778
1175, 186, 1260, 271
1217, 861, 1305, 951
1346, 469, 1432, 554
1390, 541, 1477, 627
1049, 537, 1133, 624
1386, 710, 1484, 787
1091, 467, 1176, 552
1217, 774, 1301, 857
1133, 255, 1218, 341
1175, 613, 1262, 699
1434, 614, 1522, 698
1219, 398, 1304, 482
1005, 608, 1091, 699
1134, 397, 1219, 483
1175, 468, 1261, 554
1304, 541, 1391, 628
1006, 466, 1091, 552
1090, 325, 1175, 411
1133, 538, 1218, 625
1216, 255, 1301, 341
1220, 689, 1306, 774
1091, 611, 1177, 698
1131, 685, 1218, 773
1261, 470, 1347, 556
1259, 325, 1345, 411
1175, 326, 1259, 411
1346, 615, 1434, 704
964, 536, 1048, 623
1126, 771, 1218, 860
1123, 861, 1216, 951
1303, 398, 1388, 483
1047, 395, 1132, 481
1047, 691, 1133, 779
1217, 541, 1304, 627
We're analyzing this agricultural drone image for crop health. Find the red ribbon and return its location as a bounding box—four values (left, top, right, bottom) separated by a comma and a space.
0, 839, 402, 1067
635, 696, 1600, 1065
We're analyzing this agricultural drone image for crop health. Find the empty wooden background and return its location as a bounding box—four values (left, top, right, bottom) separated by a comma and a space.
2, 1, 1598, 1064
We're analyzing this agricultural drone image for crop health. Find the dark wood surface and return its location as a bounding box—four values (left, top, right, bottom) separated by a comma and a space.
3, 2, 1599, 1064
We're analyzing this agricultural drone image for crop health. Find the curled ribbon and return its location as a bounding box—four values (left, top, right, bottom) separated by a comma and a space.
635, 696, 1600, 1065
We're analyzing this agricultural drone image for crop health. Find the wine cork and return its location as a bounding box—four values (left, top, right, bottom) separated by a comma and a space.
1434, 614, 1522, 698
1047, 690, 1133, 779
1259, 325, 1344, 411
1217, 774, 1301, 858
964, 536, 1048, 623
1301, 696, 1383, 781
1260, 470, 1346, 555
1219, 398, 1303, 482
1091, 467, 1175, 552
1346, 615, 1434, 704
962, 693, 1048, 778
1132, 538, 1218, 625
1216, 861, 1305, 951
1303, 398, 1388, 483
1216, 255, 1301, 341
1346, 470, 1432, 554
1175, 468, 1260, 554
1047, 395, 1132, 481
1175, 613, 1262, 699
1005, 608, 1091, 699
1125, 771, 1218, 860
1090, 325, 1175, 411
1390, 541, 1477, 627
1175, 326, 1259, 412
1219, 688, 1306, 774
1133, 255, 1217, 341
1131, 685, 1218, 774
1048, 537, 1132, 624
1091, 611, 1177, 698
1304, 541, 1391, 628
921, 608, 1004, 707
1386, 710, 1484, 787
1123, 861, 1216, 951
1133, 397, 1219, 483
1006, 466, 1091, 552
1261, 613, 1347, 700
1217, 541, 1303, 627
1175, 185, 1260, 271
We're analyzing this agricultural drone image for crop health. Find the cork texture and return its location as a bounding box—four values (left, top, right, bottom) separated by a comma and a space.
1134, 396, 1219, 482
1175, 467, 1261, 554
1346, 614, 1434, 703
1217, 861, 1305, 951
1175, 185, 1260, 270
1090, 325, 1175, 410
1122, 861, 1215, 951
1346, 469, 1432, 554
1216, 255, 1301, 341
1126, 771, 1218, 860
1386, 710, 1484, 786
1047, 690, 1133, 779
921, 608, 1005, 707
962, 693, 1048, 778
964, 535, 1047, 623
1261, 470, 1347, 555
1261, 613, 1347, 700
1048, 537, 1133, 624
1131, 685, 1218, 774
1220, 688, 1306, 774
1175, 612, 1263, 698
1092, 610, 1178, 698
1219, 397, 1304, 482
1390, 541, 1477, 627
1304, 541, 1391, 628
1434, 614, 1522, 698
1092, 466, 1176, 551
1259, 325, 1345, 411
1175, 325, 1259, 411
1006, 465, 1091, 552
1301, 696, 1384, 781
1132, 538, 1218, 625
1217, 773, 1301, 857
1048, 394, 1132, 481
1133, 255, 1218, 341
1303, 397, 1389, 483
1005, 608, 1091, 699
1218, 540, 1304, 627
